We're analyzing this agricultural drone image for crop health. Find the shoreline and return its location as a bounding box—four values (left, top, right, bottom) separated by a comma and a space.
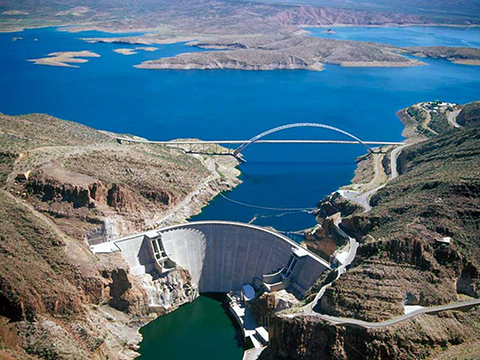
145, 150, 242, 229
2, 21, 479, 34
301, 23, 480, 31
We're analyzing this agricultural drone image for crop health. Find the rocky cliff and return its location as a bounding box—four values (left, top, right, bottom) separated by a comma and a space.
263, 103, 480, 359
0, 113, 240, 359
262, 308, 480, 360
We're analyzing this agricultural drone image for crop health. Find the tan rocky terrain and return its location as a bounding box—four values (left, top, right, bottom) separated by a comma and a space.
1, 0, 478, 34
0, 113, 240, 359
89, 34, 478, 71
261, 101, 480, 359
404, 46, 480, 65
28, 51, 100, 68
135, 35, 427, 71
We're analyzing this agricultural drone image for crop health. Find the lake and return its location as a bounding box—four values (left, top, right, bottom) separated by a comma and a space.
1, 25, 479, 359
306, 25, 480, 47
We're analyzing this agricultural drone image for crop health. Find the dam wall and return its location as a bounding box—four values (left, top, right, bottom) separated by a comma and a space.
92, 221, 330, 295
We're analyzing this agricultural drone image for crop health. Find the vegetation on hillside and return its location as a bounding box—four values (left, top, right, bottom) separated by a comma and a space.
457, 101, 480, 128
0, 112, 239, 359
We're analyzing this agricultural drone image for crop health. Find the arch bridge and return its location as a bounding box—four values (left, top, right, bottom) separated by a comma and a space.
232, 123, 373, 156
116, 122, 403, 161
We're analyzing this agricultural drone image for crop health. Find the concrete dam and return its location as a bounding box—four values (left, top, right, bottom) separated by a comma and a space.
92, 221, 330, 296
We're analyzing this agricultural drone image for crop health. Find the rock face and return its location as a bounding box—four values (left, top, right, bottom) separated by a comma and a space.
303, 218, 346, 260
0, 113, 240, 359
261, 309, 480, 360
264, 116, 480, 358
314, 192, 362, 219
142, 268, 198, 314
456, 101, 480, 128
303, 192, 361, 260
250, 291, 299, 326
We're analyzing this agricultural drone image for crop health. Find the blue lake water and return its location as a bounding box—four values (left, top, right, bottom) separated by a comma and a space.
306, 25, 480, 47
1, 25, 479, 359
1, 26, 480, 234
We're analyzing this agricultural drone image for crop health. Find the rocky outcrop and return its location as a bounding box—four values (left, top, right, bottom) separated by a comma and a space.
314, 192, 362, 219
303, 218, 346, 260
143, 268, 197, 314
261, 308, 480, 360
26, 169, 177, 211
250, 291, 299, 326
456, 101, 480, 128
303, 192, 360, 260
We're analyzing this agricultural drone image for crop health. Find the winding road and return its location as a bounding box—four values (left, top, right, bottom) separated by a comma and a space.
302, 216, 359, 315
299, 142, 480, 328
305, 299, 480, 329
447, 109, 462, 128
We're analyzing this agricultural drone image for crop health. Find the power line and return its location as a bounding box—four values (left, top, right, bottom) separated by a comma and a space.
218, 192, 316, 212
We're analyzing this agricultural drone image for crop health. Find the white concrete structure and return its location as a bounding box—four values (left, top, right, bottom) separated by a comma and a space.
92, 221, 330, 295
437, 237, 452, 244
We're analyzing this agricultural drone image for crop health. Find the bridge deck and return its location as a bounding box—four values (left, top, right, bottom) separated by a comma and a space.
117, 137, 404, 146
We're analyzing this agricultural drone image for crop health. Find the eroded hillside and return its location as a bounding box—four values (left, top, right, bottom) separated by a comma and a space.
0, 113, 240, 359
0, 113, 240, 240
263, 102, 480, 359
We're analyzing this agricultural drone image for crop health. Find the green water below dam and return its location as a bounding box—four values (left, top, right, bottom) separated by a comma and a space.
137, 295, 244, 360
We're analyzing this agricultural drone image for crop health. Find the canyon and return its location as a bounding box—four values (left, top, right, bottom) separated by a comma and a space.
0, 112, 240, 359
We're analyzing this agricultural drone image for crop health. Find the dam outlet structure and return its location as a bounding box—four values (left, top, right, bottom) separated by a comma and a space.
91, 221, 330, 357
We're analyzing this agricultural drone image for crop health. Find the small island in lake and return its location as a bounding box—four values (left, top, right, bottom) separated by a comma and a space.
28, 51, 100, 67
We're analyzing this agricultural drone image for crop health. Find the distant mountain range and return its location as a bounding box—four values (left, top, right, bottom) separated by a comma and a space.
241, 0, 480, 21
1, 0, 479, 34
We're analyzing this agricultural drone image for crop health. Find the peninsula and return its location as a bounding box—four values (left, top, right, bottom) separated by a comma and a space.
96, 35, 480, 71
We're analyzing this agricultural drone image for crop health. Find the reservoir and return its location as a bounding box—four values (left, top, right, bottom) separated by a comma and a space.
1, 25, 480, 359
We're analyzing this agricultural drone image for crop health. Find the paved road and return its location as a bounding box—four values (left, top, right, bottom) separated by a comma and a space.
303, 217, 359, 315
116, 137, 403, 146
390, 144, 406, 179
447, 109, 462, 128
313, 299, 480, 329
339, 143, 406, 212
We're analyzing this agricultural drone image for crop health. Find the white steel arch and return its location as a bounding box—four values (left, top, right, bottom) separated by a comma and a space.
233, 123, 372, 155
